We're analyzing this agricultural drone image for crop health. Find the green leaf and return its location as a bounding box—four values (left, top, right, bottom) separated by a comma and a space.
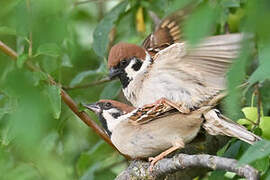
242, 107, 258, 122
251, 156, 269, 174
76, 141, 113, 177
31, 71, 48, 86
0, 96, 17, 120
69, 64, 106, 87
36, 43, 61, 57
100, 80, 121, 99
40, 131, 59, 152
265, 169, 270, 180
1, 126, 15, 146
248, 43, 270, 87
183, 3, 220, 45
80, 164, 116, 180
61, 54, 73, 67
225, 40, 254, 119
44, 85, 61, 119
78, 102, 87, 112
260, 116, 270, 140
0, 163, 40, 180
223, 140, 242, 158
16, 54, 28, 68
239, 140, 270, 165
237, 118, 252, 127
209, 170, 229, 180
167, 0, 192, 14
93, 0, 128, 58
0, 26, 16, 35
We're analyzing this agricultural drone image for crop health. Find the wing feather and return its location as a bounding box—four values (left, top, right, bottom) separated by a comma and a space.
147, 33, 245, 106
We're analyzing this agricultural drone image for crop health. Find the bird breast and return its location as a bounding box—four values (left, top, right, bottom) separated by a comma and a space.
111, 112, 203, 159
123, 68, 214, 109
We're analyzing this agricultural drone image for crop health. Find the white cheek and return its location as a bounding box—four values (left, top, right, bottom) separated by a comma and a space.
125, 59, 137, 80
103, 112, 118, 132
140, 52, 152, 72
103, 108, 123, 132
124, 54, 151, 80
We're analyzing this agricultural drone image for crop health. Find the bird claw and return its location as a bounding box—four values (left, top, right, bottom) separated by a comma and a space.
148, 157, 159, 171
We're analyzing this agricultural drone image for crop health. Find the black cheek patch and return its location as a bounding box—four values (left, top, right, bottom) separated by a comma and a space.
131, 59, 143, 71
98, 114, 112, 137
112, 112, 121, 119
119, 71, 131, 89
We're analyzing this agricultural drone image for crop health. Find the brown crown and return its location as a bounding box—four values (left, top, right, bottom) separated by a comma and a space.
99, 99, 135, 113
108, 42, 146, 68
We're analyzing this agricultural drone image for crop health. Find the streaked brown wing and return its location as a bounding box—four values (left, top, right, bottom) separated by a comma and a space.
142, 9, 191, 56
128, 103, 173, 125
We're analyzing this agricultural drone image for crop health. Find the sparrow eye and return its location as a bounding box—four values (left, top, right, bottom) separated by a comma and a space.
104, 102, 112, 109
120, 59, 128, 67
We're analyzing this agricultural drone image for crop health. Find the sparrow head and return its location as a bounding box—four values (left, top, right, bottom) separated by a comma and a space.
84, 99, 135, 136
108, 43, 151, 88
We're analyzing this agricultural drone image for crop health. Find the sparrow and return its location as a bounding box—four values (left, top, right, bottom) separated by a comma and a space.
84, 100, 261, 170
107, 11, 245, 113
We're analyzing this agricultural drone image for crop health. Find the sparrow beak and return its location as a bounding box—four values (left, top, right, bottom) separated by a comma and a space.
109, 67, 121, 79
84, 103, 101, 113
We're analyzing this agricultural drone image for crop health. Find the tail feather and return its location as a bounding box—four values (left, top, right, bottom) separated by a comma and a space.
203, 109, 261, 144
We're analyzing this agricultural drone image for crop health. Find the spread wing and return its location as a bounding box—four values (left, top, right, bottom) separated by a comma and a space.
146, 33, 245, 107
142, 8, 191, 56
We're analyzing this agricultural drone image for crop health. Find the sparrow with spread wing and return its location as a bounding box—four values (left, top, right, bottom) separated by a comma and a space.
107, 9, 245, 113
84, 100, 261, 170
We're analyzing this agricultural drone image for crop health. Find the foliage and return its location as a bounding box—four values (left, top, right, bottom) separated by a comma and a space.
0, 0, 270, 179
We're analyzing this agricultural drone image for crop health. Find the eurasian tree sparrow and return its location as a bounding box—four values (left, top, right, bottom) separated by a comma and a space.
84, 100, 261, 169
107, 11, 245, 113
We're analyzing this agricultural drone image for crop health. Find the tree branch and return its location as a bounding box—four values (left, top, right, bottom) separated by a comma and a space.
116, 154, 259, 180
0, 41, 17, 59
0, 40, 120, 154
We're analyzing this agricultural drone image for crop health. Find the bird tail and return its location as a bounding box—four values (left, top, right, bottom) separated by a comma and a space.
203, 109, 261, 144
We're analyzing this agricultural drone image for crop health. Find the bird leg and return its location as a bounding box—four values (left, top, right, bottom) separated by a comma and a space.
148, 140, 185, 171
143, 97, 190, 114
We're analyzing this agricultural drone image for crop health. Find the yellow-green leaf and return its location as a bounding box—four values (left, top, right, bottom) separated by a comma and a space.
242, 107, 258, 122
260, 116, 270, 139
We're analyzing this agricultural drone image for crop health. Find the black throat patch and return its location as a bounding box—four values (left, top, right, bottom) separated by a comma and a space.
119, 71, 131, 89
98, 114, 112, 137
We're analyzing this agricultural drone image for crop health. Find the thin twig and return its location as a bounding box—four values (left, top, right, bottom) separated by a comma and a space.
254, 84, 262, 129
0, 41, 17, 59
63, 77, 113, 90
116, 154, 259, 180
224, 22, 230, 34
0, 40, 126, 157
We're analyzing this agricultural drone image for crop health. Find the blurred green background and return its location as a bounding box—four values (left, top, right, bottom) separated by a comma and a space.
0, 0, 270, 179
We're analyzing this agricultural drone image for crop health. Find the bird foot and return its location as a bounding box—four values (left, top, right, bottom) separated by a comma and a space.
148, 141, 184, 171
148, 156, 161, 171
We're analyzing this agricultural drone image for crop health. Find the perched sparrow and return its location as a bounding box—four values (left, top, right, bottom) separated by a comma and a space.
85, 100, 261, 169
107, 12, 244, 112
